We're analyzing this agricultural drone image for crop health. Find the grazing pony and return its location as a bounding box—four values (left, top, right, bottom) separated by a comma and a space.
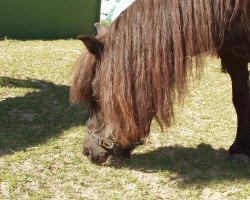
70, 0, 250, 165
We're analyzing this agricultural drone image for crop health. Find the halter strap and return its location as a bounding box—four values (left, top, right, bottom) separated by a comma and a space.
86, 124, 117, 150
86, 123, 144, 151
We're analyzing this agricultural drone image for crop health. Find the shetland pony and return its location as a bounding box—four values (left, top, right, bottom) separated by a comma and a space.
71, 0, 250, 165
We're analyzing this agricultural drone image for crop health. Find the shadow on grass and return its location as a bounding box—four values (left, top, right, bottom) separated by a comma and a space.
123, 143, 250, 185
0, 76, 88, 156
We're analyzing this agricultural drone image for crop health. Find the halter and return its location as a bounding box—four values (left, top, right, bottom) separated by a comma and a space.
86, 124, 118, 150
86, 124, 143, 151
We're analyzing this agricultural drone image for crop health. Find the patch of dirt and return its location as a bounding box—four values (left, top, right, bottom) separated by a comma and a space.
200, 187, 243, 200
130, 170, 179, 199
0, 182, 9, 199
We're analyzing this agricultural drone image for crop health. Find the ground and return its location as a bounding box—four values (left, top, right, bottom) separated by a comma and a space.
0, 40, 249, 200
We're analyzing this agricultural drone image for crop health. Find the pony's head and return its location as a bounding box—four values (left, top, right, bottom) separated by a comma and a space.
70, 23, 140, 165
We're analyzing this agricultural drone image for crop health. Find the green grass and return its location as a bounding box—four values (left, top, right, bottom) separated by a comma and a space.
0, 40, 249, 200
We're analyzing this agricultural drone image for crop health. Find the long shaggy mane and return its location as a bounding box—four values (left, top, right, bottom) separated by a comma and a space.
73, 0, 250, 147
70, 52, 96, 104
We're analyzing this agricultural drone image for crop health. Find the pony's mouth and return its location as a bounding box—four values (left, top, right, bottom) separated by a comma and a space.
86, 154, 118, 165
86, 153, 131, 166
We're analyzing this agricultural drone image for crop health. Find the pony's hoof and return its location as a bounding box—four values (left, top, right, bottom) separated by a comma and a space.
229, 140, 250, 157
226, 154, 249, 164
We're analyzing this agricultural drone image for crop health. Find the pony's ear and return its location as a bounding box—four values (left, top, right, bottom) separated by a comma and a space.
77, 35, 104, 57
94, 22, 109, 36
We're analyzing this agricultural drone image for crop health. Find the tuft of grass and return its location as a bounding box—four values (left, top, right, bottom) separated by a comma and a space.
0, 40, 249, 200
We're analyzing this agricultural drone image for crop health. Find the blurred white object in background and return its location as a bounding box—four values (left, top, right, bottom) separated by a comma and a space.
100, 0, 135, 23
111, 0, 135, 21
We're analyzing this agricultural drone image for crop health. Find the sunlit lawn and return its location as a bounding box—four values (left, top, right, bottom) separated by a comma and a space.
0, 40, 249, 199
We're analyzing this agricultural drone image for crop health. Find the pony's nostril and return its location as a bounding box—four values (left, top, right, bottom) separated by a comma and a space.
83, 147, 90, 156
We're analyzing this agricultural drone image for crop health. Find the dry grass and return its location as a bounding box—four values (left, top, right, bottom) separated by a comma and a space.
0, 40, 249, 200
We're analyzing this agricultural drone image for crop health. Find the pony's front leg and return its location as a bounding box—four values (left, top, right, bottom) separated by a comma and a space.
219, 50, 250, 156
